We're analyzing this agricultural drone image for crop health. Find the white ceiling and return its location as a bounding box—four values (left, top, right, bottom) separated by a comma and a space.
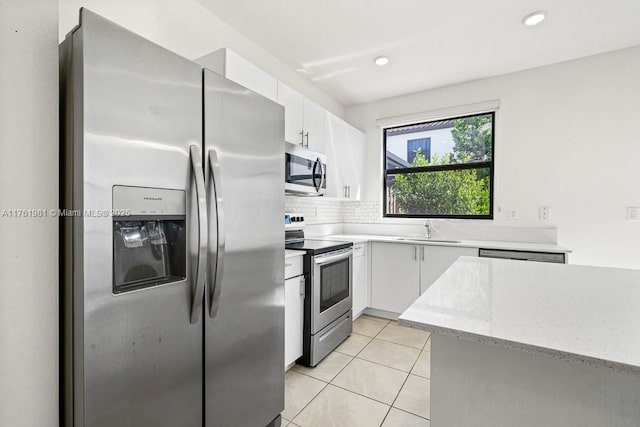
196, 0, 640, 105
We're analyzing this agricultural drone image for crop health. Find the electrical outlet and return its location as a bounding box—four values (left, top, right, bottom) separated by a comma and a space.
539, 206, 550, 221
504, 209, 518, 220
627, 207, 640, 222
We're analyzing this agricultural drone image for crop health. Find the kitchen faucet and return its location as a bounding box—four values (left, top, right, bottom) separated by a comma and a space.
424, 220, 432, 239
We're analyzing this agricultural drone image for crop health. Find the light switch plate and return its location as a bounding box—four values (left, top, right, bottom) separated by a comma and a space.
627, 207, 640, 222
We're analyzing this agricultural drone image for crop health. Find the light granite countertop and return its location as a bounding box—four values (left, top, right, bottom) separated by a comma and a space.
399, 256, 640, 374
312, 234, 571, 254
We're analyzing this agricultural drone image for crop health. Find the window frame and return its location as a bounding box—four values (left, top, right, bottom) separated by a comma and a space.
382, 111, 495, 220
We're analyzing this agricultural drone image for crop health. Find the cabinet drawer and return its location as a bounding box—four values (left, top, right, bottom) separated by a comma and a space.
285, 255, 303, 279
353, 243, 366, 258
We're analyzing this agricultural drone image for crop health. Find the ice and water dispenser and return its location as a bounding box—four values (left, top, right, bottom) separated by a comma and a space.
112, 186, 187, 293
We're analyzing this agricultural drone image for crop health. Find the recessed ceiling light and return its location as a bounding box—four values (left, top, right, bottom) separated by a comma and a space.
522, 10, 547, 26
374, 56, 389, 66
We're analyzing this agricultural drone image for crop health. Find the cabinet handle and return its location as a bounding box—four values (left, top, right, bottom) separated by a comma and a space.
304, 132, 309, 148
285, 263, 292, 267
299, 130, 304, 146
414, 246, 417, 261
343, 185, 347, 199
421, 246, 425, 261
347, 185, 351, 199
299, 276, 305, 297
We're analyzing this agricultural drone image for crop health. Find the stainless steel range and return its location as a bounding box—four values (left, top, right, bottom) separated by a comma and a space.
285, 214, 353, 366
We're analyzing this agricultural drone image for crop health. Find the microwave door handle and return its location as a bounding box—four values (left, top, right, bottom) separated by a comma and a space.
189, 145, 208, 324
311, 159, 319, 192
208, 149, 225, 318
315, 250, 352, 265
319, 161, 326, 191
314, 158, 323, 192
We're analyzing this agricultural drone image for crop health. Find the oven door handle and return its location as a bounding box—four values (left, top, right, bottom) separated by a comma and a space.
315, 250, 352, 265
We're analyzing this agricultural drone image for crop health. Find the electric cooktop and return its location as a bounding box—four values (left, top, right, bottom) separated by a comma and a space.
285, 239, 352, 255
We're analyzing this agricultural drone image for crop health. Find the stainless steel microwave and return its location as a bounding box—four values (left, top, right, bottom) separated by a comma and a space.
285, 142, 327, 196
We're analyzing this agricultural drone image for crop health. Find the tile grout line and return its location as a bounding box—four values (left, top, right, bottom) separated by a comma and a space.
288, 317, 430, 425
289, 351, 357, 424
380, 320, 429, 425
288, 376, 329, 425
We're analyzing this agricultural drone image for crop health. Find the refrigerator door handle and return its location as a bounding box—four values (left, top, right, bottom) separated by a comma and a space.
190, 145, 208, 324
208, 149, 226, 318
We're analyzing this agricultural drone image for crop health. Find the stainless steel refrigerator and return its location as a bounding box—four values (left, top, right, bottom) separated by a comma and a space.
60, 9, 284, 427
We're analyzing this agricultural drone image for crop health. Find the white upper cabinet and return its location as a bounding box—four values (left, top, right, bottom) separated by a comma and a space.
205, 48, 278, 102
277, 81, 305, 146
345, 124, 366, 200
277, 82, 324, 152
324, 112, 348, 198
302, 98, 324, 153
324, 112, 366, 199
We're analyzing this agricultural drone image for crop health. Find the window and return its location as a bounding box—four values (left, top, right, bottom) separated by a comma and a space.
383, 112, 494, 219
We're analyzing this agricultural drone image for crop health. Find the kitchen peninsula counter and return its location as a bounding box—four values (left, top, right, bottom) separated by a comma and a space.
399, 257, 640, 427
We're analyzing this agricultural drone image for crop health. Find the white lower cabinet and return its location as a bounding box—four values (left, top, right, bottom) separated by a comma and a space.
284, 275, 304, 368
352, 243, 369, 317
371, 242, 479, 314
284, 254, 305, 369
420, 245, 479, 294
371, 243, 421, 314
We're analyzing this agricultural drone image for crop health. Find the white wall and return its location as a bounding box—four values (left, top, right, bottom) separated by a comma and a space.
58, 0, 345, 119
0, 1, 59, 425
346, 46, 640, 269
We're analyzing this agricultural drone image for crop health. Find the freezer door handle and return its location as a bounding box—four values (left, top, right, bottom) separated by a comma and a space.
190, 145, 208, 324
208, 149, 226, 318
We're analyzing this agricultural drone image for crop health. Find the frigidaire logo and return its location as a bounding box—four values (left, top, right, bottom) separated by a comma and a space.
144, 196, 162, 201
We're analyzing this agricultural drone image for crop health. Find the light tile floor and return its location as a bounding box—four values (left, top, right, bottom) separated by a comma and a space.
283, 315, 431, 427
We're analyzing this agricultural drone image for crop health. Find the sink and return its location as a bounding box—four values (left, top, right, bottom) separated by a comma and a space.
393, 237, 462, 244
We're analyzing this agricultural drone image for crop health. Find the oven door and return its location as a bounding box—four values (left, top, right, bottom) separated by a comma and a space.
311, 248, 352, 334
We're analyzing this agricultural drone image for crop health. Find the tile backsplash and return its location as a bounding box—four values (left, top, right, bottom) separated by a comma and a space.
284, 196, 344, 224
343, 200, 381, 223
284, 196, 558, 244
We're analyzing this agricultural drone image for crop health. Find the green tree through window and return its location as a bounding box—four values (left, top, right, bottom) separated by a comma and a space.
384, 112, 494, 218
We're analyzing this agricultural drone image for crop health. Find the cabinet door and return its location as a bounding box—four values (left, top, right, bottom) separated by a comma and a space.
303, 98, 325, 152
345, 124, 366, 200
224, 49, 278, 101
420, 246, 479, 294
284, 275, 305, 368
277, 81, 304, 146
352, 243, 368, 317
324, 112, 348, 198
371, 243, 420, 314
